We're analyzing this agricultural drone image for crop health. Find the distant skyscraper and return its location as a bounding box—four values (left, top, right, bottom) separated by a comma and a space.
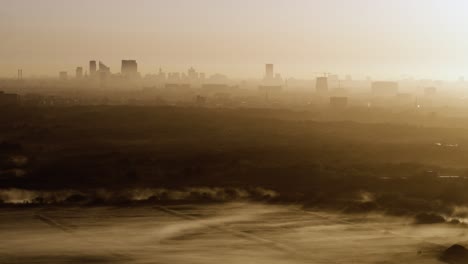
99, 61, 110, 73
188, 67, 199, 80
59, 71, 68, 80
76, 67, 83, 79
98, 61, 111, 86
89, 61, 97, 77
157, 68, 166, 81
316, 77, 328, 93
121, 60, 138, 78
265, 64, 274, 80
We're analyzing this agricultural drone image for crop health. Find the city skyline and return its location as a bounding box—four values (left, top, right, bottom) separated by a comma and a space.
4, 2, 468, 263
2, 0, 468, 79
8, 58, 468, 82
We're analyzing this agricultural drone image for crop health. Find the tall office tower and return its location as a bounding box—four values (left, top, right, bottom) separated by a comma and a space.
98, 61, 110, 86
121, 60, 138, 78
59, 71, 68, 80
99, 61, 110, 73
157, 68, 166, 81
89, 61, 97, 77
316, 77, 329, 93
265, 64, 274, 80
76, 67, 83, 79
188, 67, 199, 80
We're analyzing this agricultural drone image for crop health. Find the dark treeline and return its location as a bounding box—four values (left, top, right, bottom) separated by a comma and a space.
1, 106, 468, 216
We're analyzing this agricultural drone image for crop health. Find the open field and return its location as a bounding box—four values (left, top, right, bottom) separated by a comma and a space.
0, 203, 464, 264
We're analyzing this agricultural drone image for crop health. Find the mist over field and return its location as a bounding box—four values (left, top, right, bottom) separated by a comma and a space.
1, 106, 468, 263
5, 0, 468, 263
2, 203, 466, 264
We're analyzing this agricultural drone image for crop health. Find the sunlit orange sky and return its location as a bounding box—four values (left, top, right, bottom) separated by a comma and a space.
1, 0, 468, 79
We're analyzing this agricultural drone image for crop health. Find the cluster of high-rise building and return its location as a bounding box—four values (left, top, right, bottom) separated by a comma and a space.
121, 60, 138, 79
4, 60, 463, 111
263, 64, 283, 85
258, 64, 284, 99
153, 67, 208, 85
60, 60, 140, 81
60, 60, 215, 88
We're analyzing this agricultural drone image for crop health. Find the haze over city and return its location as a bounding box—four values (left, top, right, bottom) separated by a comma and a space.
2, 0, 468, 79
5, 1, 468, 264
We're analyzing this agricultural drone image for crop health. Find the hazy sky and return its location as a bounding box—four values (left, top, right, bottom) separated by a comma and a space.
1, 0, 468, 79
